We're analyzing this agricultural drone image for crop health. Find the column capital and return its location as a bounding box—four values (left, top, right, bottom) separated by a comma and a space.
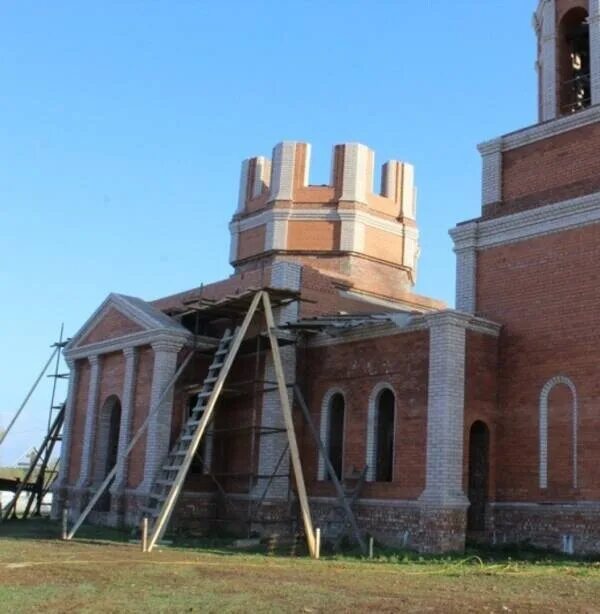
151, 339, 183, 354
88, 354, 101, 367
122, 346, 137, 360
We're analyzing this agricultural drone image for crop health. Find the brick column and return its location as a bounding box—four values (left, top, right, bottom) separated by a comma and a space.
253, 263, 301, 501
111, 347, 138, 494
137, 340, 182, 495
589, 1, 600, 106
51, 357, 79, 519
537, 0, 557, 121
450, 222, 478, 314
75, 354, 101, 490
418, 313, 469, 553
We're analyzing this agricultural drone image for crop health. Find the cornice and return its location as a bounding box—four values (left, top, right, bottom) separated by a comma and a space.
451, 190, 600, 250
65, 329, 192, 360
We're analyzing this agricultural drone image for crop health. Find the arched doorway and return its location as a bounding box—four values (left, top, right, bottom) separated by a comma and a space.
94, 395, 122, 511
467, 421, 490, 533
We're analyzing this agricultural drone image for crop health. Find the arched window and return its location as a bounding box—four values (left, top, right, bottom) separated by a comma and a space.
539, 376, 578, 489
318, 390, 345, 481
366, 385, 395, 482
94, 395, 122, 483
559, 7, 590, 114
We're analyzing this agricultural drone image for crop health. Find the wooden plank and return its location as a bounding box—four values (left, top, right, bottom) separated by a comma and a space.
293, 385, 367, 555
146, 290, 264, 552
262, 292, 317, 559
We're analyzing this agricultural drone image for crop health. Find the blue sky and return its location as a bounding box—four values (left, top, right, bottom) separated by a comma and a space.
0, 1, 537, 464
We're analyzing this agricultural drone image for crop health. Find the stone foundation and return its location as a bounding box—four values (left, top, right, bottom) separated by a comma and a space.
417, 505, 467, 554
490, 503, 600, 555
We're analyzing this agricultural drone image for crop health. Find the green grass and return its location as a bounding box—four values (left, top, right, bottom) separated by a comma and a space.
0, 466, 27, 480
1, 518, 600, 612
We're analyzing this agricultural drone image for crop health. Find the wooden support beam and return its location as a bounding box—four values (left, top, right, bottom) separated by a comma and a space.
262, 292, 317, 559
293, 385, 367, 555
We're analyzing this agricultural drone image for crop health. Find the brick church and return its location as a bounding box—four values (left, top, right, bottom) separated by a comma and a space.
53, 0, 600, 554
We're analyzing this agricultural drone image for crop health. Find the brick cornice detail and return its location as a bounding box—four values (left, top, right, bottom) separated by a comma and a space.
451, 190, 600, 250
65, 329, 191, 361
478, 104, 600, 154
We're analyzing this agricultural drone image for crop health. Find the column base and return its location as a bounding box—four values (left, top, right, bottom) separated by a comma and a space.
417, 504, 468, 554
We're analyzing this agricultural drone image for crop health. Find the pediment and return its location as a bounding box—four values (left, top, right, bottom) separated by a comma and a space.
66, 293, 188, 351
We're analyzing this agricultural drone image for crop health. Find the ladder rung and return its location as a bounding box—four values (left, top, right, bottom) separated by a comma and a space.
141, 507, 160, 518
215, 348, 228, 356
163, 465, 182, 472
155, 479, 174, 487
210, 362, 225, 370
205, 377, 217, 384
149, 492, 167, 501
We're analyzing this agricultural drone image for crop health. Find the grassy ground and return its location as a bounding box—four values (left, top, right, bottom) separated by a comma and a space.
1, 519, 600, 612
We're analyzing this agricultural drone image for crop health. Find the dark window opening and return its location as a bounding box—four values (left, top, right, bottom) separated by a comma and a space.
187, 393, 206, 475
560, 8, 591, 114
375, 389, 395, 482
326, 393, 345, 481
467, 421, 490, 533
105, 399, 122, 477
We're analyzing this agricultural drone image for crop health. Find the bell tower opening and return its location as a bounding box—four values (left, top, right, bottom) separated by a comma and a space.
559, 7, 591, 115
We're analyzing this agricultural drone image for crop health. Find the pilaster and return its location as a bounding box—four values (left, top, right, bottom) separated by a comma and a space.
589, 1, 600, 106
111, 347, 138, 493
137, 340, 182, 494
450, 222, 478, 314
75, 354, 101, 489
418, 313, 469, 553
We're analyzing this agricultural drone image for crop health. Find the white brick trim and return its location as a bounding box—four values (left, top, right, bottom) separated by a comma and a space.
452, 222, 478, 313
451, 190, 600, 251
478, 104, 600, 155
537, 0, 557, 121
65, 329, 192, 361
539, 375, 578, 489
590, 1, 600, 106
365, 383, 397, 482
270, 142, 297, 201
480, 139, 502, 206
75, 355, 101, 489
55, 358, 79, 486
137, 340, 183, 494
419, 313, 469, 507
340, 143, 374, 204
234, 207, 419, 242
317, 388, 346, 481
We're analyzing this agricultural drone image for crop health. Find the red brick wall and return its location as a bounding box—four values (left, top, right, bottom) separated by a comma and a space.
493, 122, 600, 218
68, 359, 90, 484
80, 308, 143, 346
463, 330, 499, 498
91, 351, 126, 480
476, 224, 600, 501
127, 346, 154, 489
299, 329, 430, 500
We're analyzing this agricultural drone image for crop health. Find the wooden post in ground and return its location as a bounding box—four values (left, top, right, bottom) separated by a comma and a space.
368, 536, 374, 560
262, 292, 317, 559
141, 517, 148, 553
61, 509, 68, 540
315, 528, 321, 560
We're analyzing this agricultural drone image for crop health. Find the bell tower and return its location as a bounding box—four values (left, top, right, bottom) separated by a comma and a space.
535, 0, 600, 120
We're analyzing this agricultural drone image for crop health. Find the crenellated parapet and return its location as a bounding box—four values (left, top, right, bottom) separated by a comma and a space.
230, 141, 420, 289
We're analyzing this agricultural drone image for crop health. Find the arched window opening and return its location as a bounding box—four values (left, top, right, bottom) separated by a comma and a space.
94, 395, 122, 483
105, 399, 121, 477
375, 388, 395, 482
467, 421, 490, 533
326, 393, 345, 481
539, 376, 578, 490
559, 8, 590, 115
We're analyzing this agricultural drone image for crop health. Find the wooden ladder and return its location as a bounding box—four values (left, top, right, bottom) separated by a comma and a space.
142, 327, 237, 528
